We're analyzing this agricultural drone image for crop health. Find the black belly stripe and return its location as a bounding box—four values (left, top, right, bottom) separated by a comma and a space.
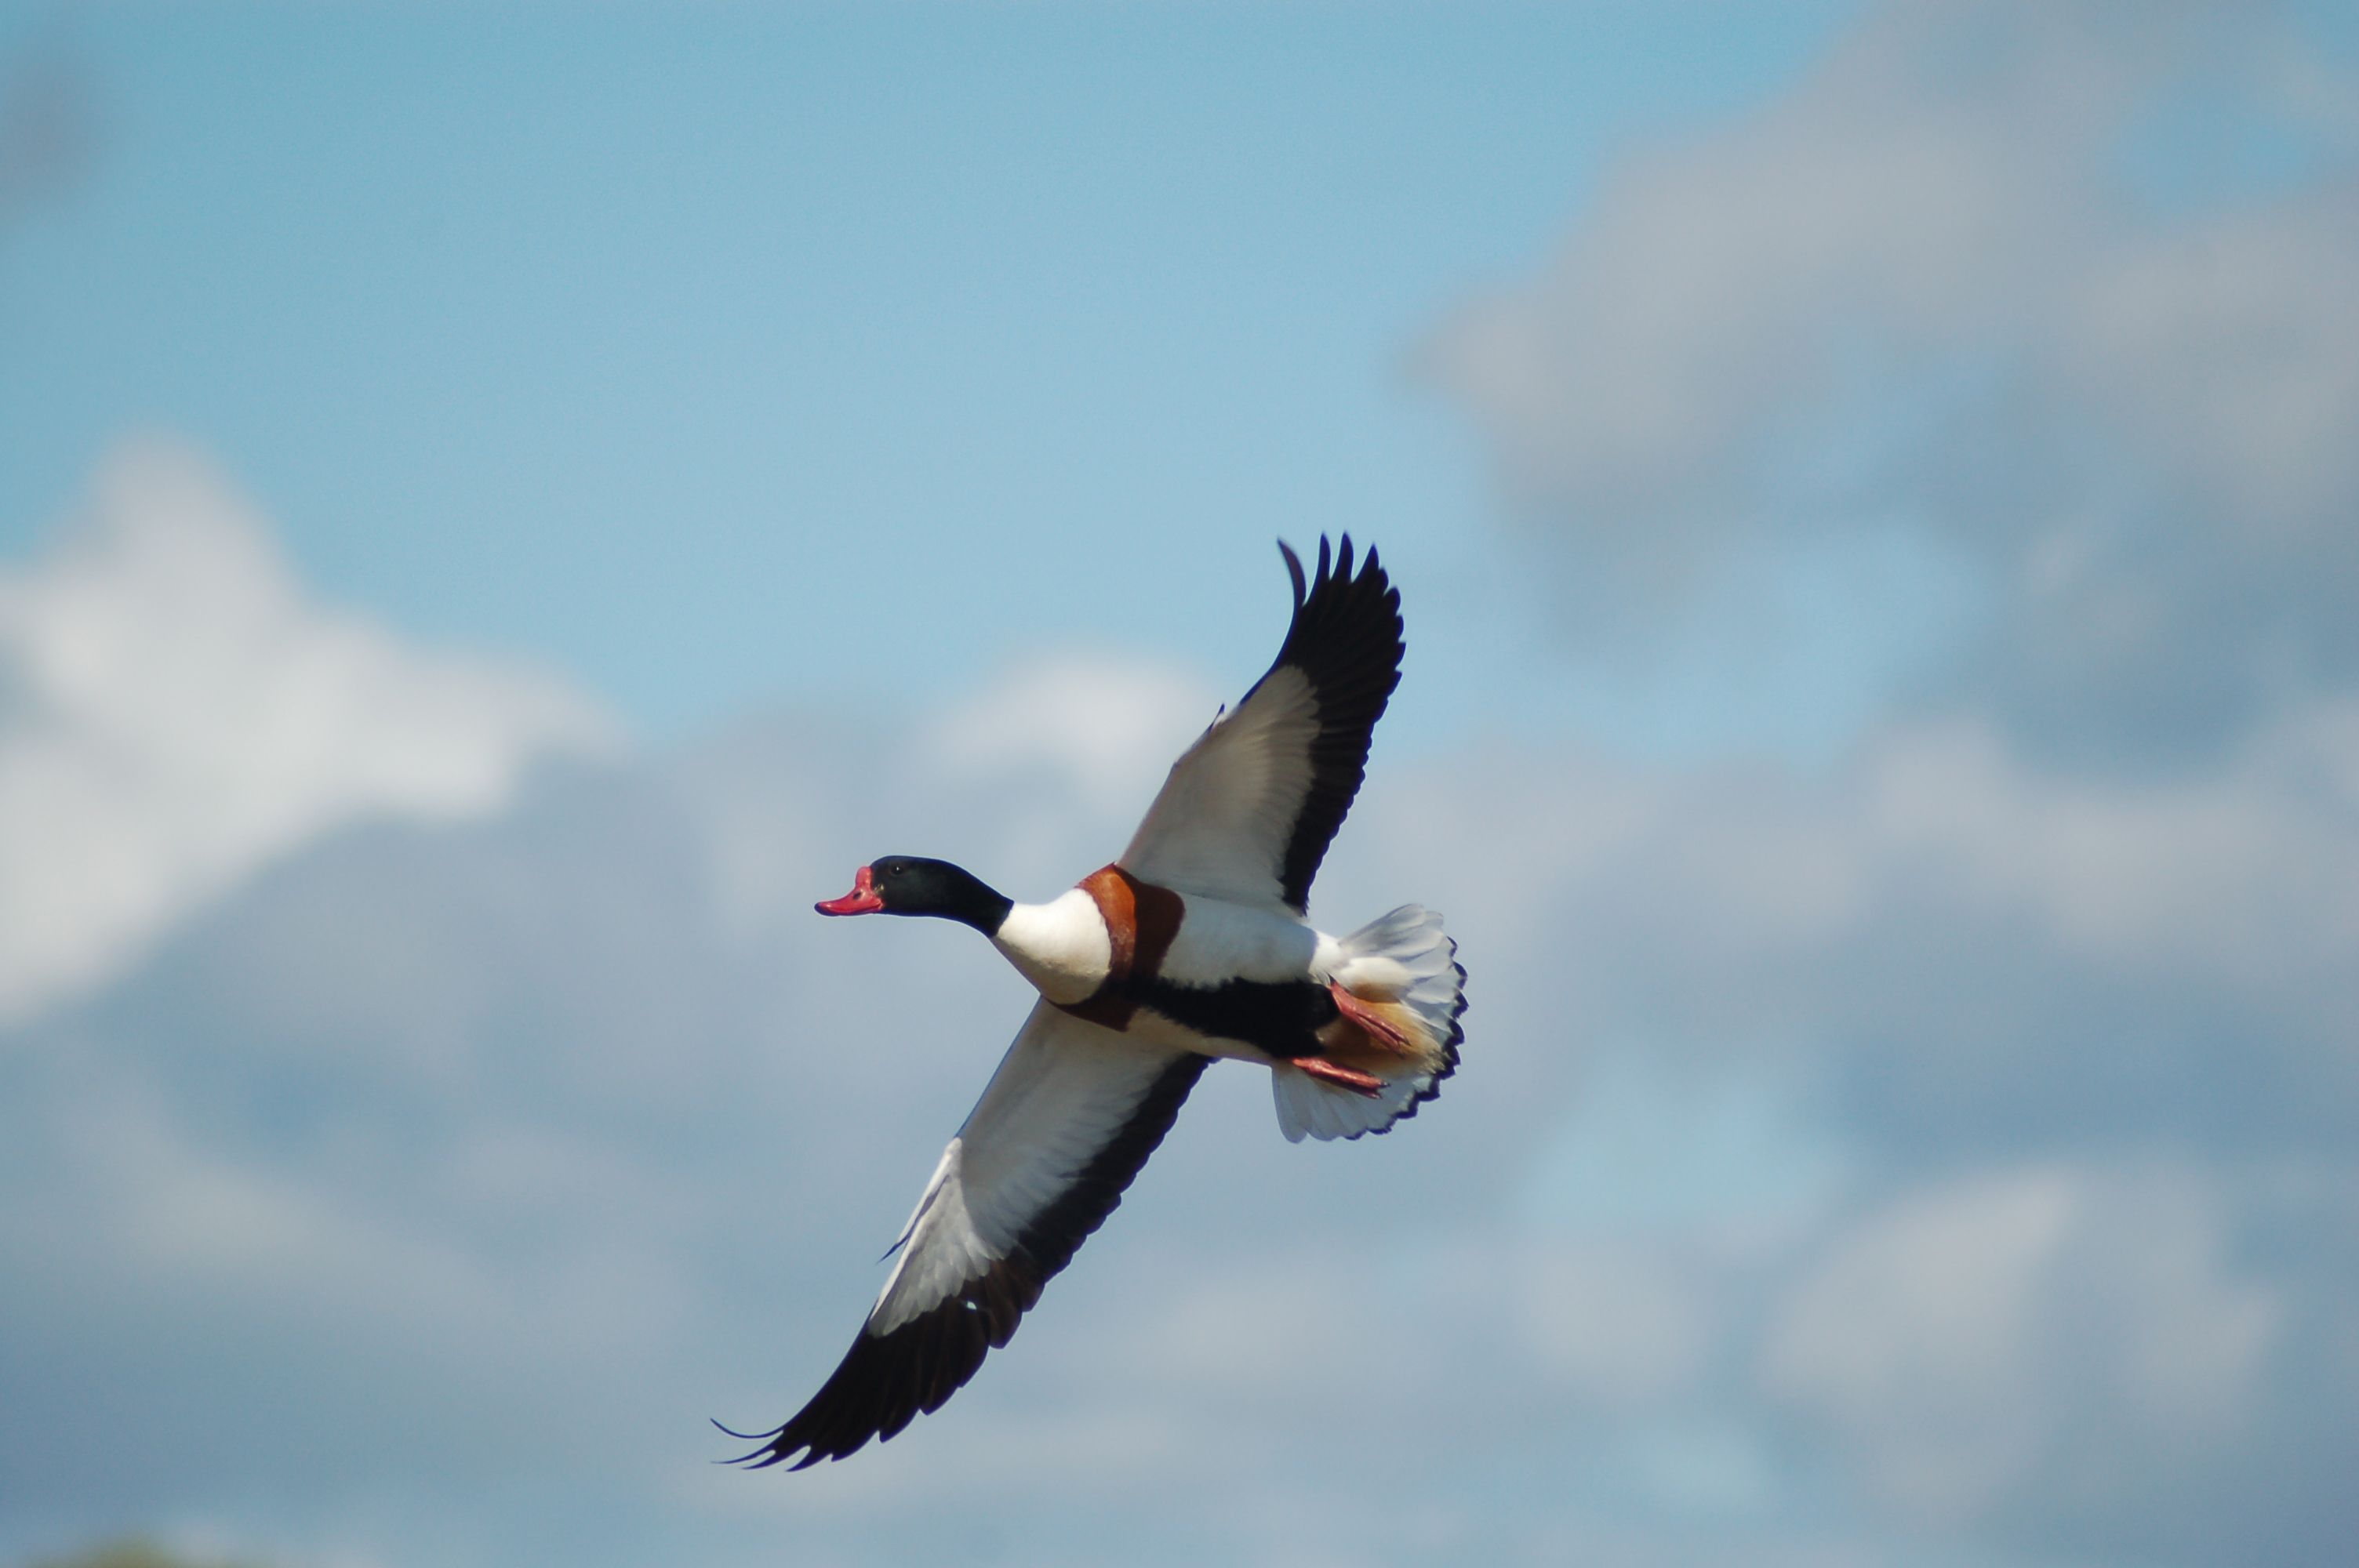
1057, 868, 1323, 1053
1133, 976, 1338, 1060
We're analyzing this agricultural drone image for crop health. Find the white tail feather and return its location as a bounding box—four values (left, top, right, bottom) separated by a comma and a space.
1273, 905, 1465, 1142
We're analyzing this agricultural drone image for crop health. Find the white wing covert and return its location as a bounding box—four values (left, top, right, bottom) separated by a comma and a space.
1121, 536, 1404, 913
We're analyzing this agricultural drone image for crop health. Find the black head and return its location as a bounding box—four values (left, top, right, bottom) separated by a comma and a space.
815, 856, 1012, 933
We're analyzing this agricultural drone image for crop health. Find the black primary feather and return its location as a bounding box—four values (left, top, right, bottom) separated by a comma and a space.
1250, 534, 1405, 911
723, 1053, 1211, 1469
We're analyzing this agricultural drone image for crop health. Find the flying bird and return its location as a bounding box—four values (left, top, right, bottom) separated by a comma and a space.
725, 535, 1467, 1469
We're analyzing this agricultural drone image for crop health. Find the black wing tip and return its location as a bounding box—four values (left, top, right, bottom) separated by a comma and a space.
1279, 539, 1308, 606
1275, 534, 1405, 659
722, 1047, 1214, 1477
712, 1417, 800, 1470
718, 1413, 879, 1472
1278, 532, 1390, 590
1263, 534, 1408, 908
712, 1414, 839, 1471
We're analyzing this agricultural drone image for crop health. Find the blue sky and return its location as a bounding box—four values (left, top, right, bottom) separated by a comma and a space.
2, 0, 1879, 754
4, 5, 2357, 1568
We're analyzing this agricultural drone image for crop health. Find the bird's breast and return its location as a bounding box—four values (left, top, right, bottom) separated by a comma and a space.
1041, 865, 1185, 1029
990, 887, 1115, 1007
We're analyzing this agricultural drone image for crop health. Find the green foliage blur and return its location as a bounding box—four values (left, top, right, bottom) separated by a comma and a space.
22, 1542, 267, 1568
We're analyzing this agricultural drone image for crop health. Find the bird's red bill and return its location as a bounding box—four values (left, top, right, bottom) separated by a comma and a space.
816, 865, 886, 916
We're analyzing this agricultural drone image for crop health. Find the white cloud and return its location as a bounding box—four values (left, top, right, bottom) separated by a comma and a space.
1350, 701, 2359, 1067
924, 653, 1218, 816
1423, 0, 2359, 760
8, 615, 2356, 1566
920, 652, 1222, 888
1765, 1165, 2090, 1520
671, 654, 1216, 947
1856, 706, 2359, 981
0, 437, 619, 1022
1761, 1160, 2310, 1548
0, 632, 1250, 1566
10, 13, 2359, 1555
1516, 1239, 1721, 1409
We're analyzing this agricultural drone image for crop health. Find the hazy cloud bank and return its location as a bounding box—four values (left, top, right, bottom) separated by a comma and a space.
0, 439, 616, 1022
9, 2, 2359, 1565
7, 496, 2352, 1565
1424, 0, 2359, 765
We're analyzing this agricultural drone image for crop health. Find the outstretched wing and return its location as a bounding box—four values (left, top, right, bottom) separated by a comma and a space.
728, 1004, 1209, 1469
1121, 535, 1404, 913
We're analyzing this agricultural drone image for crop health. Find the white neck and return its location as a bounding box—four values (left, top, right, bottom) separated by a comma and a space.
990, 888, 1112, 1007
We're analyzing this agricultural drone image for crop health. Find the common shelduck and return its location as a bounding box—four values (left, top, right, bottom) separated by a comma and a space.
725, 535, 1467, 1468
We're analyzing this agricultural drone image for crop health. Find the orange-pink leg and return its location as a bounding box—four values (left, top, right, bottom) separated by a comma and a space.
1329, 982, 1416, 1054
1292, 1055, 1385, 1098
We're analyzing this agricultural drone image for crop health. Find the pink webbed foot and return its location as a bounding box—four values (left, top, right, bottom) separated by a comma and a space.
1328, 982, 1415, 1055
